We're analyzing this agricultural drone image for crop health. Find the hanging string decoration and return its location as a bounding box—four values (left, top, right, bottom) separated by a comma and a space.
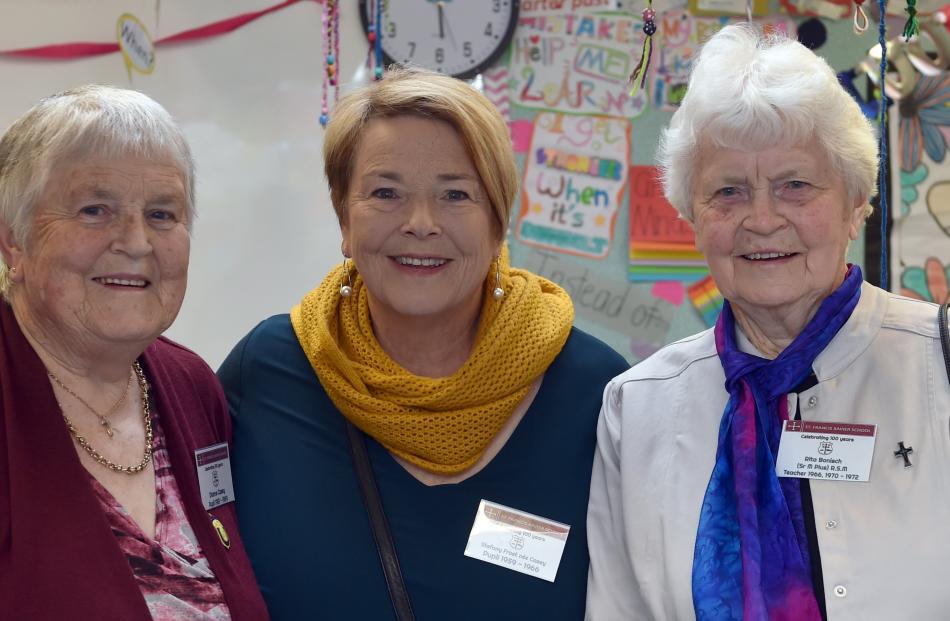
364, 0, 376, 77
902, 0, 920, 40
364, 0, 384, 80
375, 0, 384, 79
878, 0, 891, 290
319, 0, 341, 127
853, 0, 869, 33
628, 2, 656, 96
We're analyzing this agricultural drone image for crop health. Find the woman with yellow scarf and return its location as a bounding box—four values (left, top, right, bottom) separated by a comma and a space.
218, 67, 627, 621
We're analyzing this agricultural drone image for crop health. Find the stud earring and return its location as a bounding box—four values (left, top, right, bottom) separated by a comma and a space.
340, 258, 353, 298
9, 266, 16, 275
492, 258, 504, 300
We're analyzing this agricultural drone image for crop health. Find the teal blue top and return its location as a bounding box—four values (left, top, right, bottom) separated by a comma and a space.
219, 315, 628, 621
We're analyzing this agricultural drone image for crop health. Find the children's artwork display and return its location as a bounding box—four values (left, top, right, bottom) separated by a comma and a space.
648, 12, 796, 110
522, 248, 676, 351
891, 73, 950, 305
508, 12, 649, 118
502, 8, 807, 355
628, 165, 707, 282
687, 274, 724, 327
516, 112, 630, 258
520, 0, 625, 16
778, 0, 851, 19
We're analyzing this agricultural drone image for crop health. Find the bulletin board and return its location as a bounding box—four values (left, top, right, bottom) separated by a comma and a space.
497, 4, 881, 362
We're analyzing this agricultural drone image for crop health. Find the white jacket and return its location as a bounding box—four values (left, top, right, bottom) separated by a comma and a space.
586, 283, 950, 620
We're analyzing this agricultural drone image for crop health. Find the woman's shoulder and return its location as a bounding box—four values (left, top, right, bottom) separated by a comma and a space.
147, 335, 216, 381
870, 283, 942, 339
236, 313, 298, 351
609, 327, 718, 387
219, 314, 301, 374
217, 314, 321, 413
144, 337, 230, 432
552, 327, 630, 380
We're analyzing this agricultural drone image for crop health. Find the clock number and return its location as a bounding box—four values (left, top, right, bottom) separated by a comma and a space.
484, 22, 493, 36
408, 41, 416, 57
435, 47, 444, 63
492, 0, 501, 11
463, 42, 472, 57
387, 21, 396, 37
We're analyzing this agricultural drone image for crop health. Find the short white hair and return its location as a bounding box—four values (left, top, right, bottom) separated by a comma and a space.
657, 24, 878, 221
0, 85, 195, 296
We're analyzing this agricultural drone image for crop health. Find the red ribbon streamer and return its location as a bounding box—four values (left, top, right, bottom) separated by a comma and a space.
0, 0, 318, 61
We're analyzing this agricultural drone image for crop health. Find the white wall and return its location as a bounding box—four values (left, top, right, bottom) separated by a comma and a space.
0, 0, 368, 367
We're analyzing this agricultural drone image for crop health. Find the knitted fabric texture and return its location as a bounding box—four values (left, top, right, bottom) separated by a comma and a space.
290, 250, 574, 475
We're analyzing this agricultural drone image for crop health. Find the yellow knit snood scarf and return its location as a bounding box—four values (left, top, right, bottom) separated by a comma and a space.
290, 251, 574, 475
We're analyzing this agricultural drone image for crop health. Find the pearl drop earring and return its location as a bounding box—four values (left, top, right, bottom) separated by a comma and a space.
340, 259, 353, 298
492, 258, 504, 300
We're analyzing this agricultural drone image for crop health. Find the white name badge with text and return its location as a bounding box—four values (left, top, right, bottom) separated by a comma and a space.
463, 500, 569, 583
775, 420, 877, 482
194, 442, 235, 510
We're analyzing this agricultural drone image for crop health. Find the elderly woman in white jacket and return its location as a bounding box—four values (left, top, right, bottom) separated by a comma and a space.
586, 24, 950, 621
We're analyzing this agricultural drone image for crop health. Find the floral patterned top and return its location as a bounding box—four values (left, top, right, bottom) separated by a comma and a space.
89, 414, 232, 620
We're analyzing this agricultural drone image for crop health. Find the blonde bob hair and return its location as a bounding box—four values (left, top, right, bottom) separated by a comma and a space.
657, 24, 878, 221
323, 66, 518, 234
0, 85, 195, 297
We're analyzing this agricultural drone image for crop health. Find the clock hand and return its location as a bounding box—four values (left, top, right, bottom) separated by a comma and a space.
437, 1, 445, 39
442, 4, 458, 49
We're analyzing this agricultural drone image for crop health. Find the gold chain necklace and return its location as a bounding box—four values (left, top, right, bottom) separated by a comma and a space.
59, 362, 153, 475
48, 367, 132, 439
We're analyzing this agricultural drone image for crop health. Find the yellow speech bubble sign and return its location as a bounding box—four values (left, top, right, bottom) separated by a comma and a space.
116, 13, 155, 82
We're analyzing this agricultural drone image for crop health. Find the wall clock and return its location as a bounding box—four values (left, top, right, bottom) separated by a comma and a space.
359, 0, 520, 80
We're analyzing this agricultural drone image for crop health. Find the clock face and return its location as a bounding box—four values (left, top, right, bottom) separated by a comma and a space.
360, 1, 520, 79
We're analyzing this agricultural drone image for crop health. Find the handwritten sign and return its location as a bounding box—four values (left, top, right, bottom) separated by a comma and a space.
508, 13, 648, 118
523, 249, 674, 345
779, 0, 851, 18
628, 165, 707, 282
521, 0, 621, 15
629, 165, 695, 247
619, 0, 690, 14
516, 112, 630, 258
690, 0, 770, 16
116, 13, 155, 81
649, 12, 795, 111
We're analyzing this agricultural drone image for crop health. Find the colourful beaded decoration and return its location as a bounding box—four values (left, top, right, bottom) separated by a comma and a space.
319, 0, 341, 127
628, 2, 656, 96
365, 0, 385, 81
853, 0, 869, 33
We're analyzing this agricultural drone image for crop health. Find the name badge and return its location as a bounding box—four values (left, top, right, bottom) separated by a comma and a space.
194, 442, 235, 509
463, 500, 569, 583
775, 420, 877, 482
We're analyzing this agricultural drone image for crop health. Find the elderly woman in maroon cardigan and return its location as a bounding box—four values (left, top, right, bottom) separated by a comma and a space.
0, 86, 268, 620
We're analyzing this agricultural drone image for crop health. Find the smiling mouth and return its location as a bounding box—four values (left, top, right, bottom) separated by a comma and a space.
393, 256, 449, 268
93, 277, 149, 288
742, 251, 797, 261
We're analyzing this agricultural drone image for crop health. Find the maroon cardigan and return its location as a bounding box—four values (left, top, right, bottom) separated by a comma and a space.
0, 303, 270, 620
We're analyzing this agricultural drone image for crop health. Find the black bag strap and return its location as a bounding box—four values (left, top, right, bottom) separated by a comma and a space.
344, 420, 416, 621
939, 302, 950, 387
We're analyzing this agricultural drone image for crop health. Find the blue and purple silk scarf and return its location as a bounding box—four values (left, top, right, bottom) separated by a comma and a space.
692, 265, 863, 620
